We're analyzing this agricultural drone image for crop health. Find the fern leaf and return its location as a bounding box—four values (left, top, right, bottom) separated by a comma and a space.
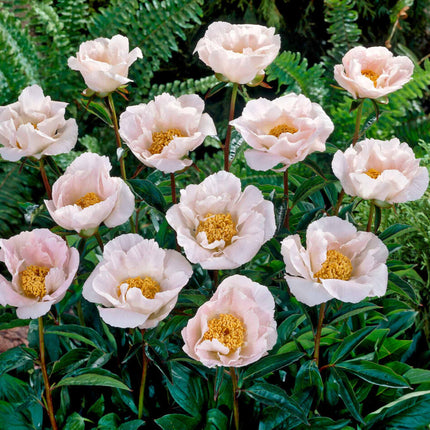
148, 75, 217, 99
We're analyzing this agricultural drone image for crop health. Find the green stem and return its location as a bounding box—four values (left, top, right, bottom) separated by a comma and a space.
224, 83, 239, 171
107, 93, 127, 180
352, 101, 364, 146
230, 367, 239, 430
313, 302, 326, 367
39, 159, 52, 199
39, 317, 58, 430
138, 329, 149, 420
283, 168, 291, 230
366, 203, 375, 232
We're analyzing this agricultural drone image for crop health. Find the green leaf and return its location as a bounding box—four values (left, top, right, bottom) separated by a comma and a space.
291, 176, 336, 207
329, 302, 380, 324
294, 360, 323, 401
241, 351, 304, 383
118, 420, 145, 430
79, 99, 113, 125
64, 412, 86, 430
55, 373, 130, 391
365, 390, 430, 429
388, 273, 418, 303
0, 400, 31, 430
336, 360, 410, 388
128, 179, 166, 212
46, 324, 107, 351
0, 374, 29, 403
204, 408, 228, 430
0, 346, 36, 375
155, 414, 200, 430
331, 368, 363, 423
404, 368, 430, 385
379, 224, 413, 242
245, 382, 308, 424
305, 417, 351, 429
98, 413, 120, 429
88, 395, 105, 418
330, 326, 375, 364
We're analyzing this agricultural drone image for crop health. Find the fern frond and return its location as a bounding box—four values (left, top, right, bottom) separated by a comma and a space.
148, 75, 217, 99
266, 51, 328, 103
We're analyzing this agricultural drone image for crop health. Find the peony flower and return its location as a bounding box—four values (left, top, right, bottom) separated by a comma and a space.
68, 34, 143, 94
0, 229, 79, 319
194, 22, 280, 84
281, 216, 388, 306
119, 93, 216, 173
166, 171, 276, 270
230, 94, 334, 171
0, 85, 78, 162
332, 138, 429, 204
182, 275, 277, 368
334, 46, 414, 99
82, 234, 192, 329
45, 153, 135, 234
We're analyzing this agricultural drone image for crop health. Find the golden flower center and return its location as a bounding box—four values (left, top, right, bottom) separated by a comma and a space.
149, 128, 184, 154
203, 313, 246, 351
20, 265, 49, 298
197, 213, 237, 244
118, 276, 160, 299
269, 123, 298, 137
361, 70, 380, 87
365, 168, 381, 179
75, 192, 102, 209
314, 250, 353, 281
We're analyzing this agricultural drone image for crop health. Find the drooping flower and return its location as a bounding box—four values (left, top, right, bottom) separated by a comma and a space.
119, 93, 216, 173
82, 234, 192, 329
166, 171, 276, 270
332, 138, 429, 204
334, 46, 414, 99
182, 274, 277, 368
0, 85, 78, 162
194, 22, 281, 84
230, 94, 334, 171
68, 34, 143, 94
0, 229, 79, 319
281, 216, 388, 306
45, 153, 135, 234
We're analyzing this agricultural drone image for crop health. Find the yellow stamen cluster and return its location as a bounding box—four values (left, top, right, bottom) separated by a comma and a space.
20, 265, 49, 298
314, 250, 353, 281
203, 313, 246, 351
75, 192, 102, 209
361, 70, 379, 87
149, 128, 184, 154
197, 213, 237, 245
269, 123, 298, 137
119, 276, 160, 299
365, 168, 381, 179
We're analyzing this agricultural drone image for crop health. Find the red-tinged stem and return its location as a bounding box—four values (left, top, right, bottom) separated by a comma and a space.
313, 302, 326, 367
333, 189, 345, 216
224, 83, 239, 171
38, 317, 58, 430
352, 102, 364, 146
94, 231, 104, 252
138, 329, 149, 420
170, 173, 176, 204
39, 159, 52, 199
230, 367, 239, 430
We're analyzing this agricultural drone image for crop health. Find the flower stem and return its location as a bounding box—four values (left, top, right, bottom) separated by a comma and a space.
332, 189, 345, 216
106, 93, 127, 180
95, 231, 104, 252
38, 317, 58, 430
352, 101, 364, 146
366, 202, 375, 232
229, 367, 239, 430
39, 159, 52, 199
224, 83, 239, 171
283, 168, 291, 230
313, 302, 326, 367
138, 329, 149, 420
170, 173, 176, 204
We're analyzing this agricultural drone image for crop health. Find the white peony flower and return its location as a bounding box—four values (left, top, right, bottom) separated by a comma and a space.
83, 234, 193, 329
0, 85, 78, 162
119, 93, 216, 173
166, 171, 276, 270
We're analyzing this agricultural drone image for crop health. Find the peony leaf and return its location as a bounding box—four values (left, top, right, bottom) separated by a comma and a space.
55, 372, 130, 391
128, 178, 167, 212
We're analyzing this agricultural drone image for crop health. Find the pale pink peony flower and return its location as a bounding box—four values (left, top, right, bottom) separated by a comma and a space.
332, 138, 429, 204
182, 274, 277, 368
281, 216, 388, 306
0, 229, 79, 319
0, 85, 78, 162
194, 22, 281, 84
166, 171, 276, 270
45, 153, 135, 234
82, 234, 192, 329
334, 46, 414, 99
68, 35, 143, 94
230, 94, 334, 171
119, 93, 216, 173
